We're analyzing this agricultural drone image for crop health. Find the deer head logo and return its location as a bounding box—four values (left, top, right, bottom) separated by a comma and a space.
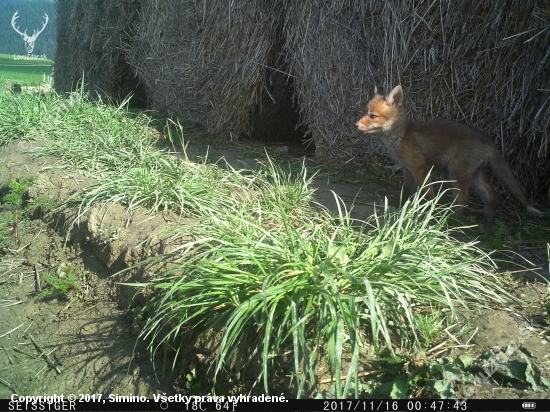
11, 11, 49, 55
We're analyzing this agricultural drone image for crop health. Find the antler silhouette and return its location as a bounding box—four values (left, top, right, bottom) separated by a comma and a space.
34, 13, 50, 38
11, 11, 26, 37
11, 11, 49, 54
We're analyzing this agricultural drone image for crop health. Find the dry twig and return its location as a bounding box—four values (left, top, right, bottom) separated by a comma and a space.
27, 333, 62, 374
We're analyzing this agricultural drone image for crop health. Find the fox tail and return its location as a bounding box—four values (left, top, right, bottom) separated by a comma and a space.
488, 148, 543, 216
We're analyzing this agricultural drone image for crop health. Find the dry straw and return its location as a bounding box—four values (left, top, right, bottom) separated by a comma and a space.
55, 0, 143, 103
55, 0, 549, 200
126, 0, 287, 139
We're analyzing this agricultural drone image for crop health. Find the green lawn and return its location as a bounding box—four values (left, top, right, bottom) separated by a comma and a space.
0, 53, 54, 86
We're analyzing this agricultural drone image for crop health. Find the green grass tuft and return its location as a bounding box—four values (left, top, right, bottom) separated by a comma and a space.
123, 179, 521, 398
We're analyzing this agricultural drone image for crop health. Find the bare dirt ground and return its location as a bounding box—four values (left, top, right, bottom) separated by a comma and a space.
0, 140, 548, 399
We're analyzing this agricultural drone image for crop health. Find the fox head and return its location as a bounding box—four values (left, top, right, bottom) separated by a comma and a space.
356, 85, 404, 134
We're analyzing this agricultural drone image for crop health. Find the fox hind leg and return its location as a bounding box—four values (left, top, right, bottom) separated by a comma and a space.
472, 169, 496, 222
405, 163, 435, 200
448, 170, 473, 217
403, 168, 418, 198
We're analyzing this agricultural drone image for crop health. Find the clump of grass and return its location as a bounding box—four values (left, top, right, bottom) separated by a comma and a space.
0, 91, 55, 144
0, 177, 34, 243
70, 122, 257, 223
38, 94, 158, 172
1, 88, 236, 220
253, 155, 317, 216
124, 174, 521, 398
414, 307, 445, 349
40, 263, 89, 299
74, 134, 318, 222
0, 88, 318, 223
0, 86, 156, 172
74, 150, 237, 218
459, 214, 550, 251
41, 273, 80, 298
1, 177, 33, 209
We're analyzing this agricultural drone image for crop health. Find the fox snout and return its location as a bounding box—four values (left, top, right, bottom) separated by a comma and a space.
356, 116, 377, 133
355, 119, 364, 130
356, 117, 369, 132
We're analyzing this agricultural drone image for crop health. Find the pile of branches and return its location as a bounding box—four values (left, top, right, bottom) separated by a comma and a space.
55, 0, 549, 199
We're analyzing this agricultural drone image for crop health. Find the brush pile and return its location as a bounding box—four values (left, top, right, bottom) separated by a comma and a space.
55, 0, 549, 199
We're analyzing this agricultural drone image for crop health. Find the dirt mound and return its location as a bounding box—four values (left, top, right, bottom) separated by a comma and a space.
0, 142, 191, 397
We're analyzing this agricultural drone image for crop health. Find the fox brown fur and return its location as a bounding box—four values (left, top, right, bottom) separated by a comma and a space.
356, 85, 543, 221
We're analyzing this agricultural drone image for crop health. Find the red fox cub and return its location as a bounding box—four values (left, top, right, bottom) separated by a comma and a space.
356, 85, 543, 221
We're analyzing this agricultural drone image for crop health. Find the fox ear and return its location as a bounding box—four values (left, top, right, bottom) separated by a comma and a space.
386, 85, 403, 107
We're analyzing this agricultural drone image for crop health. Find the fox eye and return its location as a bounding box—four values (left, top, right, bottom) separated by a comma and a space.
369, 114, 378, 119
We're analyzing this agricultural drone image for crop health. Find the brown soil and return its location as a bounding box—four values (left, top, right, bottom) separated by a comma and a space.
0, 141, 548, 399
